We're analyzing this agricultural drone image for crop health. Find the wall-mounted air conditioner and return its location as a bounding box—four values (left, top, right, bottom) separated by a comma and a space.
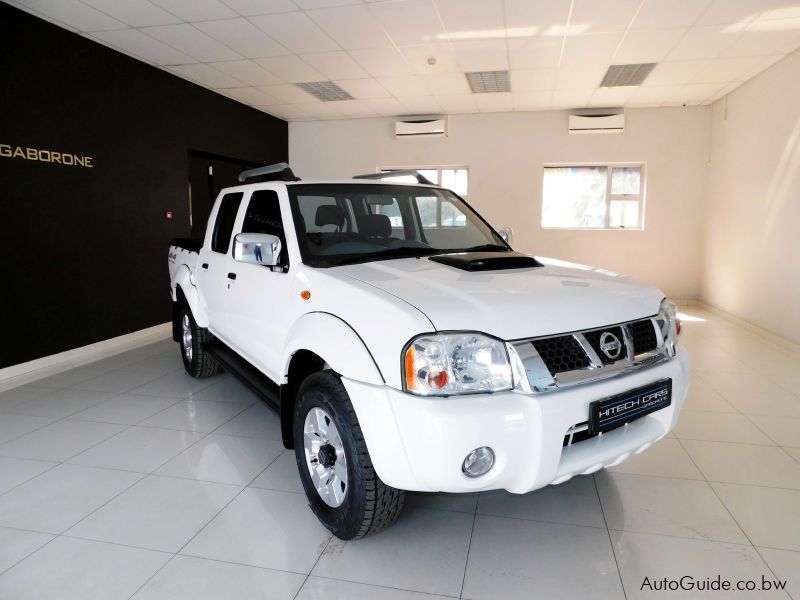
395, 116, 447, 138
568, 110, 625, 135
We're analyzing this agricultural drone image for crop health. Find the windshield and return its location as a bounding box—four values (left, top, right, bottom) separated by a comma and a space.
287, 184, 509, 267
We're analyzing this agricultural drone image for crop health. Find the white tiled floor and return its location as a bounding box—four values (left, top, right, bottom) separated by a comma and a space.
0, 308, 798, 599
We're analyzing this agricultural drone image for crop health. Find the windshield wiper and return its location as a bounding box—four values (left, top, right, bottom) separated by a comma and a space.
333, 247, 440, 266
459, 243, 511, 253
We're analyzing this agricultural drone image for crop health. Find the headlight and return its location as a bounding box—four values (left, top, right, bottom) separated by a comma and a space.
403, 332, 513, 396
657, 299, 681, 354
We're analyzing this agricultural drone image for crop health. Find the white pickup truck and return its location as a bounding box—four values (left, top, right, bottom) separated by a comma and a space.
168, 163, 689, 539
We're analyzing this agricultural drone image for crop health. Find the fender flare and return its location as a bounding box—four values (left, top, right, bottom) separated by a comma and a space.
172, 265, 209, 328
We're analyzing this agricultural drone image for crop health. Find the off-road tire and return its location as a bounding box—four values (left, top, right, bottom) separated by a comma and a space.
178, 303, 220, 378
294, 371, 405, 539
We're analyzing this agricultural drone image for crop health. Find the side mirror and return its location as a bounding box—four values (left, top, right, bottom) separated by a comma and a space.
498, 227, 514, 246
233, 233, 281, 267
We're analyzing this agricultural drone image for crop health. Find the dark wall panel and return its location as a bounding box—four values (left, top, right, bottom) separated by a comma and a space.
0, 4, 288, 368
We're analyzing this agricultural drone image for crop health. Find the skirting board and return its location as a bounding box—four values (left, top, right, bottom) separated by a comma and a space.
0, 323, 172, 390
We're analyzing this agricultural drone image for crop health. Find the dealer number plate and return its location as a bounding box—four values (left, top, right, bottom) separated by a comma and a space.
588, 379, 672, 435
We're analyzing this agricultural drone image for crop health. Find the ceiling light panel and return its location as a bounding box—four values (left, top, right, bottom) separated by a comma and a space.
466, 70, 511, 93
600, 63, 657, 87
296, 81, 354, 101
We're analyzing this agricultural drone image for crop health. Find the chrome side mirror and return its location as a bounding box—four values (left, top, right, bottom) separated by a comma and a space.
498, 227, 514, 246
233, 233, 281, 267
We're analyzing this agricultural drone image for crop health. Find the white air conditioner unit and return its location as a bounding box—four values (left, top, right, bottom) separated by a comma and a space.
568, 110, 625, 135
395, 116, 447, 138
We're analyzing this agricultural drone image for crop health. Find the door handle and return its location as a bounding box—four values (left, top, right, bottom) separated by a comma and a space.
227, 272, 237, 280
201, 263, 208, 269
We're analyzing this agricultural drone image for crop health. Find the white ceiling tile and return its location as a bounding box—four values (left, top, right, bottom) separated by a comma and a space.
17, 0, 126, 30
209, 59, 284, 85
250, 11, 339, 53
690, 56, 769, 81
613, 28, 687, 63
261, 103, 313, 119
667, 25, 742, 59
644, 60, 710, 85
194, 18, 288, 57
400, 43, 460, 74
630, 0, 714, 29
474, 91, 513, 112
707, 81, 743, 102
720, 19, 800, 55
569, 0, 641, 33
550, 88, 594, 108
328, 100, 376, 117
255, 55, 325, 82
423, 72, 471, 95
142, 24, 242, 61
166, 63, 246, 87
670, 82, 727, 103
435, 93, 478, 113
507, 36, 562, 69
696, 0, 782, 26
764, 0, 800, 20
81, 0, 181, 27
561, 33, 623, 65
377, 75, 431, 97
627, 84, 682, 105
433, 0, 504, 36
399, 96, 443, 113
504, 0, 571, 35
555, 64, 607, 88
90, 29, 195, 64
349, 46, 414, 77
301, 51, 369, 79
369, 0, 444, 46
308, 5, 391, 49
149, 0, 237, 21
512, 90, 551, 109
740, 52, 787, 78
221, 0, 298, 16
588, 86, 636, 106
260, 83, 318, 103
220, 86, 282, 104
452, 39, 509, 71
360, 97, 406, 116
511, 68, 557, 91
293, 0, 361, 8
334, 78, 392, 98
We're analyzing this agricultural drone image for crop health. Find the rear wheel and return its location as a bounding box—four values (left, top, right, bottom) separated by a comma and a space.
294, 371, 405, 539
178, 304, 219, 378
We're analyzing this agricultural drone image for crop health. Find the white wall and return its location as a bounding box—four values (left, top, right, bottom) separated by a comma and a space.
703, 51, 800, 343
290, 107, 710, 299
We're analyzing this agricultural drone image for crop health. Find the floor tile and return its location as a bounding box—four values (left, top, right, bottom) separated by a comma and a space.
138, 399, 248, 433
27, 365, 110, 389
785, 447, 800, 462
214, 402, 283, 440
4, 388, 116, 419
684, 378, 737, 413
608, 438, 704, 479
703, 372, 788, 401
748, 415, 800, 447
67, 474, 241, 552
0, 414, 58, 445
188, 377, 261, 405
71, 393, 181, 425
132, 371, 218, 399
0, 527, 54, 574
0, 464, 142, 533
0, 536, 169, 600
0, 385, 51, 410
724, 391, 800, 418
682, 439, 800, 489
182, 488, 331, 573
122, 353, 182, 379
313, 508, 473, 597
296, 576, 453, 600
596, 472, 747, 543
756, 547, 800, 599
476, 475, 604, 527
462, 515, 623, 600
712, 483, 800, 551
156, 433, 284, 485
73, 368, 160, 394
249, 450, 304, 494
674, 410, 775, 445
69, 426, 205, 473
406, 491, 479, 514
0, 419, 127, 462
0, 456, 56, 495
131, 555, 305, 600
611, 530, 783, 599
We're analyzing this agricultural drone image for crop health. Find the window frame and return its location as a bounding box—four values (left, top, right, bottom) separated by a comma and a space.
541, 162, 646, 231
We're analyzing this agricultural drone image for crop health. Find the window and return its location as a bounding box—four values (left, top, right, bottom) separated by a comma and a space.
211, 192, 243, 253
378, 167, 469, 229
243, 190, 285, 241
541, 164, 645, 229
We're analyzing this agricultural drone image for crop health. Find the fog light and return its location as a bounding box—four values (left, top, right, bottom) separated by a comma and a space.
462, 447, 494, 478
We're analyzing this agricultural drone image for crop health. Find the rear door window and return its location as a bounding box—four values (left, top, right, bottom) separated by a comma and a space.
211, 192, 243, 253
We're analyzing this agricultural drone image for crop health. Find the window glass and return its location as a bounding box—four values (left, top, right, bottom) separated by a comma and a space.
609, 200, 640, 228
211, 192, 243, 253
242, 190, 285, 242
542, 166, 607, 228
297, 196, 340, 233
370, 197, 404, 228
440, 200, 466, 227
440, 169, 468, 196
416, 196, 438, 228
611, 166, 641, 195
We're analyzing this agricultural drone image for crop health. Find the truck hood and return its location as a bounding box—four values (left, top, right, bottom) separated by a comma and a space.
338, 255, 664, 340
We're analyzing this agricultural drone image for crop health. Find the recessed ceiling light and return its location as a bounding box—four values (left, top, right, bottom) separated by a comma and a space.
296, 81, 353, 101
600, 63, 657, 87
466, 71, 510, 93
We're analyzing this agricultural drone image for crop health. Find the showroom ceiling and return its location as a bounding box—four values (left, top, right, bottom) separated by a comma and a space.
8, 0, 800, 121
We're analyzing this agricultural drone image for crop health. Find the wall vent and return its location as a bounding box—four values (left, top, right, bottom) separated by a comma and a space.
296, 81, 353, 101
466, 70, 510, 93
600, 63, 656, 87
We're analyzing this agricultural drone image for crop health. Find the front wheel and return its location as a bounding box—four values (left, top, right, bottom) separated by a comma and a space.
294, 371, 405, 539
178, 304, 219, 378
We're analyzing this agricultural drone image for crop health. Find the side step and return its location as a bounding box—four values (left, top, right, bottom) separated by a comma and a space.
204, 341, 281, 414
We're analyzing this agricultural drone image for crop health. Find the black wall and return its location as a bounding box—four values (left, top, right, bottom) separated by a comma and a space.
0, 4, 288, 368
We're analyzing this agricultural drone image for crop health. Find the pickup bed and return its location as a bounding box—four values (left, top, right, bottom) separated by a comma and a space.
168, 164, 690, 539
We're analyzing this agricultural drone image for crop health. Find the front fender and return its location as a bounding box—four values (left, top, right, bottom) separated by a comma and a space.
281, 312, 383, 385
172, 266, 209, 328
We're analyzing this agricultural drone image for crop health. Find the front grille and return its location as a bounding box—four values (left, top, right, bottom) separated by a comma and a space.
630, 319, 658, 355
532, 336, 590, 376
583, 326, 626, 364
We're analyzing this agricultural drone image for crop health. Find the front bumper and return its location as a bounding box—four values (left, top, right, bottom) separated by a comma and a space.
344, 345, 690, 494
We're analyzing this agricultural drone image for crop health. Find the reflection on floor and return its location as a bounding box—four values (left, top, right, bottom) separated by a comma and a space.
0, 307, 798, 599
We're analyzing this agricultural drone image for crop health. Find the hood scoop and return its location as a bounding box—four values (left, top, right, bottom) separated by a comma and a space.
429, 252, 543, 272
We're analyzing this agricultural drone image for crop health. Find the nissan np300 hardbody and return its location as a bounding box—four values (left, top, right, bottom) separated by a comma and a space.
168, 164, 689, 539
